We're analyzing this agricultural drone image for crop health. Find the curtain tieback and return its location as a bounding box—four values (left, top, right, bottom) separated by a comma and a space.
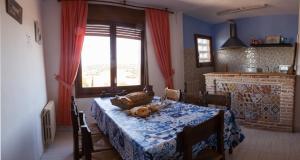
55, 74, 72, 90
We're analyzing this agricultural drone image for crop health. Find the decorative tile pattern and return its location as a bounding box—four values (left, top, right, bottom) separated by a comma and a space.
253, 85, 271, 94
216, 82, 281, 123
205, 74, 295, 131
215, 47, 294, 72
245, 103, 261, 122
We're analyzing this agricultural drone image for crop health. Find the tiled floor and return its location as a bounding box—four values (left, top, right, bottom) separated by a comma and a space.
41, 127, 300, 160
228, 127, 300, 160
41, 129, 73, 160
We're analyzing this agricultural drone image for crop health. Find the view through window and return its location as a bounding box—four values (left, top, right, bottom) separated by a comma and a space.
194, 34, 213, 67
197, 38, 211, 63
116, 37, 141, 86
79, 24, 143, 90
81, 36, 111, 88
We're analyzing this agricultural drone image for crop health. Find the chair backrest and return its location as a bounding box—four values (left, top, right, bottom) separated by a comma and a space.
71, 96, 79, 113
81, 113, 93, 160
165, 88, 181, 101
178, 110, 224, 160
181, 82, 204, 105
71, 96, 86, 159
71, 96, 79, 133
203, 91, 231, 110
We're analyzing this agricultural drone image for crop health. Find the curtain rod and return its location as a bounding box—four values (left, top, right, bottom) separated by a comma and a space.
58, 0, 174, 14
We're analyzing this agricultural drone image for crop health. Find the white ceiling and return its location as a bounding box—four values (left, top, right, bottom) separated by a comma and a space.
113, 0, 299, 23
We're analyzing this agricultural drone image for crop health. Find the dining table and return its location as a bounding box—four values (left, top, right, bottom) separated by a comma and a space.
91, 97, 245, 160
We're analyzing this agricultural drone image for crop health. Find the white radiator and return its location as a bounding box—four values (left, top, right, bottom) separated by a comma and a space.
41, 101, 56, 146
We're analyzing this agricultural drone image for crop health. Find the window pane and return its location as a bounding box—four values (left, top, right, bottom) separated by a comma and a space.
197, 37, 211, 63
81, 36, 111, 88
116, 37, 141, 86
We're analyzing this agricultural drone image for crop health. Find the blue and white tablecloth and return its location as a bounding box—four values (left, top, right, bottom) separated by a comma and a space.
91, 97, 245, 160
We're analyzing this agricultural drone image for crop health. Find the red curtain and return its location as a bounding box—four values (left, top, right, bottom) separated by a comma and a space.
57, 0, 87, 125
146, 9, 174, 88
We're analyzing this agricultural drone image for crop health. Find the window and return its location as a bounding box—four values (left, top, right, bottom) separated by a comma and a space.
194, 34, 213, 67
76, 24, 144, 97
76, 4, 145, 97
116, 26, 142, 86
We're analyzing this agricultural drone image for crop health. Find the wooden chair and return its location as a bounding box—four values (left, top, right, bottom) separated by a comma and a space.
202, 92, 234, 154
164, 88, 181, 101
202, 91, 231, 110
71, 96, 105, 160
81, 113, 121, 160
71, 100, 82, 160
181, 83, 203, 105
178, 110, 225, 160
183, 94, 203, 105
71, 96, 102, 134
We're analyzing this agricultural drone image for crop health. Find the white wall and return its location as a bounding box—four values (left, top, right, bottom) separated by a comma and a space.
42, 0, 185, 108
146, 21, 166, 96
170, 12, 184, 93
41, 0, 60, 104
147, 12, 185, 96
1, 0, 47, 159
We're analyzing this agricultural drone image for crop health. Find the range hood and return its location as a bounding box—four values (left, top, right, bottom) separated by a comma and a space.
220, 20, 247, 49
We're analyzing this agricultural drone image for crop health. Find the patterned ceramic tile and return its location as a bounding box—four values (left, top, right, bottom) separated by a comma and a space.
271, 85, 281, 95
260, 95, 272, 104
232, 102, 245, 119
271, 95, 280, 105
253, 85, 271, 94
261, 104, 272, 121
242, 93, 253, 103
235, 92, 244, 102
244, 103, 254, 121
261, 103, 280, 122
271, 104, 280, 114
216, 82, 281, 123
227, 83, 237, 92
251, 94, 263, 103
238, 84, 253, 93
245, 103, 261, 121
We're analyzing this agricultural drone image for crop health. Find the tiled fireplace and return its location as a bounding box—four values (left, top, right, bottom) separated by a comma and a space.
205, 73, 296, 132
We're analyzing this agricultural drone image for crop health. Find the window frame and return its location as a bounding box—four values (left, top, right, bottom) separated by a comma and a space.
194, 34, 214, 67
75, 20, 145, 98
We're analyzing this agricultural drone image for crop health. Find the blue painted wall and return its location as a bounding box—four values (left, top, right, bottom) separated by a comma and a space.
183, 14, 298, 50
212, 15, 298, 50
183, 14, 213, 49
